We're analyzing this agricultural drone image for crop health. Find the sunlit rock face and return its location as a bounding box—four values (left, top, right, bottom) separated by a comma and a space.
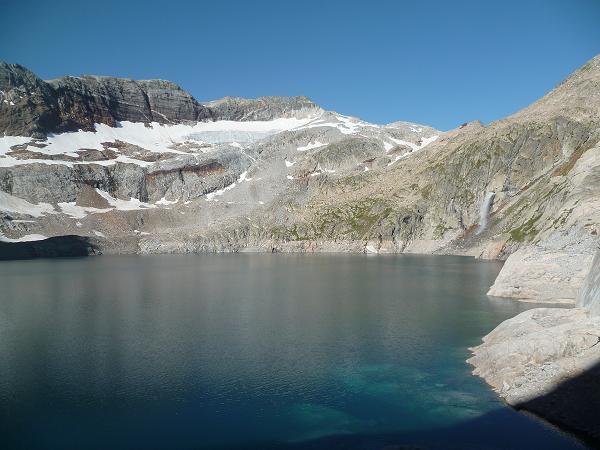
206, 96, 322, 121
470, 248, 600, 443
578, 249, 600, 316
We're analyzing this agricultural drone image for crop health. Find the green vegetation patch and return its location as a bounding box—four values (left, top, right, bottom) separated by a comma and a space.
509, 213, 543, 242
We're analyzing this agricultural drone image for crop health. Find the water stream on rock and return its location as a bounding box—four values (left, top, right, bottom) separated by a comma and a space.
477, 191, 496, 234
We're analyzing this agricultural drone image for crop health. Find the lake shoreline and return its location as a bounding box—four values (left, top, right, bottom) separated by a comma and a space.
468, 252, 600, 448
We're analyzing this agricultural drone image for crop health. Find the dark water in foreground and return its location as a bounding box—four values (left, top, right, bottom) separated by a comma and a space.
0, 254, 586, 450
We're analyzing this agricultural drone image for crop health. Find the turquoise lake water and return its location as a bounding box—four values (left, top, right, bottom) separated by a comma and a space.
0, 254, 586, 449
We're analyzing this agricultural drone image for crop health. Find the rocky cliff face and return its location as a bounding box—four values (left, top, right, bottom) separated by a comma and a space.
47, 76, 212, 130
0, 62, 212, 137
0, 63, 62, 137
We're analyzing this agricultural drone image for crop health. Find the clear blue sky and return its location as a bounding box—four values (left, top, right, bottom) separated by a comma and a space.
2, 0, 600, 130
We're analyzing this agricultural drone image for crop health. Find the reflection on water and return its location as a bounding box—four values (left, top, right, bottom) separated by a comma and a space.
0, 254, 585, 449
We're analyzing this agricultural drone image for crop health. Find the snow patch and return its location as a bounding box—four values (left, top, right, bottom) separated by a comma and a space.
0, 116, 317, 167
155, 197, 179, 206
296, 114, 377, 135
95, 189, 156, 210
0, 136, 33, 154
387, 135, 439, 166
0, 191, 56, 217
0, 232, 48, 243
365, 245, 378, 254
58, 202, 111, 219
237, 171, 253, 183
206, 182, 237, 201
297, 140, 326, 151
383, 142, 394, 151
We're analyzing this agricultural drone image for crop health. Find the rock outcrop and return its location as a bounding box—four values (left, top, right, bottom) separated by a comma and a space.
207, 96, 321, 121
469, 249, 600, 444
0, 62, 212, 137
578, 248, 600, 316
47, 75, 212, 130
0, 63, 62, 137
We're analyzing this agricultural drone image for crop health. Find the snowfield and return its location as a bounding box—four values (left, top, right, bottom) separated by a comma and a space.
0, 113, 439, 172
0, 117, 319, 166
0, 190, 56, 217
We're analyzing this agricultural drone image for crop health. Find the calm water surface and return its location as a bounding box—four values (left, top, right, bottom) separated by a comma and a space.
0, 254, 586, 449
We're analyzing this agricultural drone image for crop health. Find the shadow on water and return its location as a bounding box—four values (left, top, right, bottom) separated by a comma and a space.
516, 360, 600, 449
205, 407, 589, 450
0, 235, 98, 260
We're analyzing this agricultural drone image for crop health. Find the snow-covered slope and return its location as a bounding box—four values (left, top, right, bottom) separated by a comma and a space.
0, 72, 440, 246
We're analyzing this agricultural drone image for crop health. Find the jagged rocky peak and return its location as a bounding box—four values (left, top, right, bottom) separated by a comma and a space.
0, 62, 213, 137
46, 74, 212, 131
0, 62, 62, 137
206, 95, 322, 121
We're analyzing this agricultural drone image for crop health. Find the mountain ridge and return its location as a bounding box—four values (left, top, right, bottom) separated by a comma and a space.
0, 62, 338, 138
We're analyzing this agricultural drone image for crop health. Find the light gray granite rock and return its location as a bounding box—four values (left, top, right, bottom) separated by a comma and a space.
206, 96, 321, 121
578, 248, 600, 315
487, 247, 594, 303
470, 249, 600, 444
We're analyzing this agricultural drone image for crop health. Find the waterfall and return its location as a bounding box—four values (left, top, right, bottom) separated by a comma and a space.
476, 191, 496, 235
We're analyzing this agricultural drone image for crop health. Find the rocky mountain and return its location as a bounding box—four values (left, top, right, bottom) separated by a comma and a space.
0, 57, 599, 309
0, 62, 212, 137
